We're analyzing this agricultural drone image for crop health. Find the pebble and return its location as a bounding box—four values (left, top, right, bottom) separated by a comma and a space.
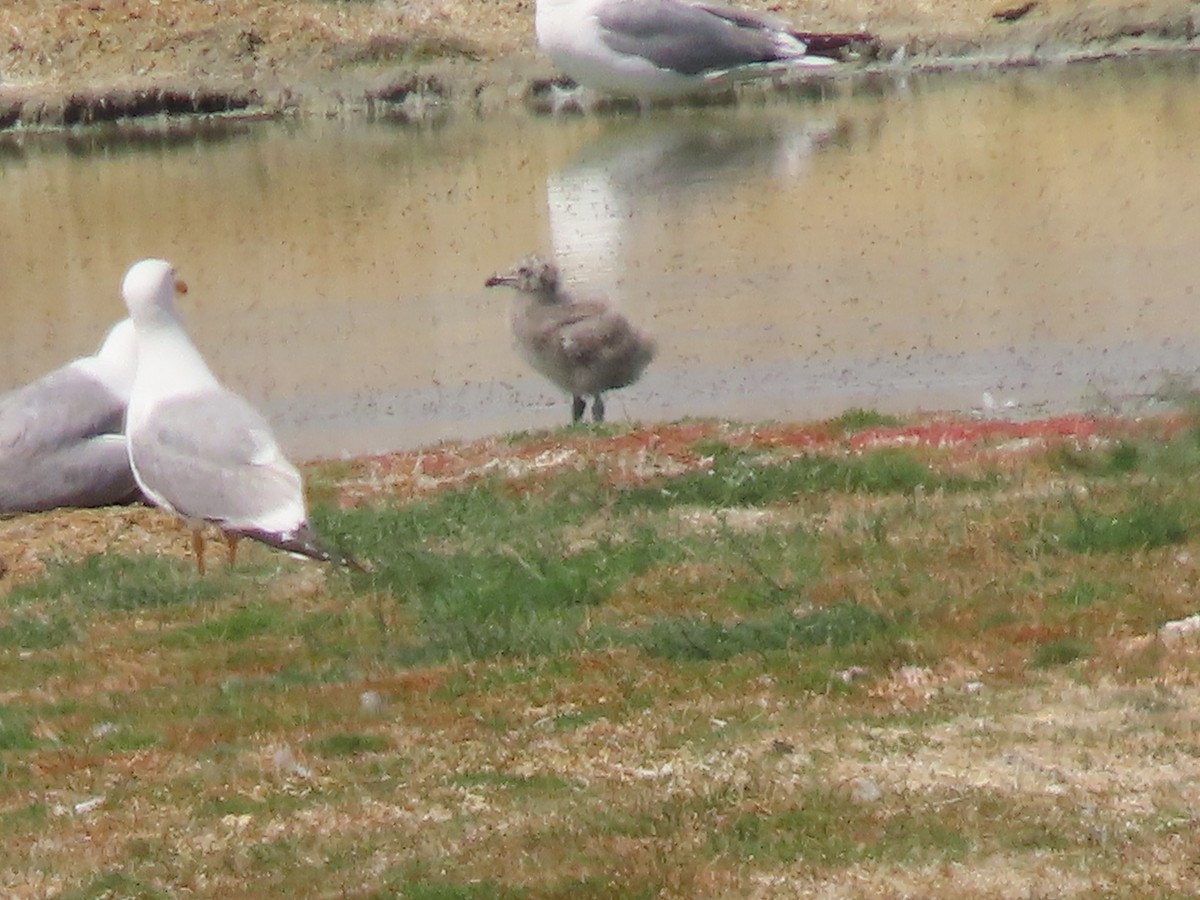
1160, 614, 1200, 642
849, 777, 883, 804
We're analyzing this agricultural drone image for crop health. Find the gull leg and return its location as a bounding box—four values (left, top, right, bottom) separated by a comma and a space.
225, 533, 240, 569
592, 393, 606, 423
191, 528, 207, 576
572, 396, 586, 422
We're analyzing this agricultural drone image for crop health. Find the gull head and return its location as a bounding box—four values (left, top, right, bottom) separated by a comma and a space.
484, 255, 560, 298
121, 258, 189, 325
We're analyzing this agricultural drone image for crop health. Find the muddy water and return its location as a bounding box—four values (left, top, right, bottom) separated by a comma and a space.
2, 56, 1199, 459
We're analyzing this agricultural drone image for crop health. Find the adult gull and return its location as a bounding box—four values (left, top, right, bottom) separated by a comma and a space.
485, 254, 656, 423
535, 0, 872, 102
0, 319, 141, 514
120, 258, 362, 574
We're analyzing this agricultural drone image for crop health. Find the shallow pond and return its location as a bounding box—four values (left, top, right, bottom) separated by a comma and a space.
2, 55, 1199, 458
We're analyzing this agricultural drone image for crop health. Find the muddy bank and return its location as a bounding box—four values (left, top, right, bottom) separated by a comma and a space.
0, 0, 1197, 128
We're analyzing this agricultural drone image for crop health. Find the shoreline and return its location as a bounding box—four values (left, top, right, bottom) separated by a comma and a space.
0, 0, 1197, 130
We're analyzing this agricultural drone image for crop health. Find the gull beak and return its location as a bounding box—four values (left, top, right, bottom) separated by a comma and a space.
175, 278, 189, 295
485, 270, 516, 288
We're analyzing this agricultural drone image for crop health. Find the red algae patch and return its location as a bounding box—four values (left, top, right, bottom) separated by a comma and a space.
326, 415, 1154, 507
846, 413, 1105, 451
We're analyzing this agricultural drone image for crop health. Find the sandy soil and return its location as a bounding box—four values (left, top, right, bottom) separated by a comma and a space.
0, 0, 1197, 125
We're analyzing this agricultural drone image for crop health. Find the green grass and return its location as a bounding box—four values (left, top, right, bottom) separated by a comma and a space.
0, 610, 76, 650
710, 796, 971, 865
614, 604, 895, 662
57, 871, 170, 900
1059, 495, 1189, 553
1053, 578, 1115, 609
167, 602, 289, 645
308, 732, 391, 757
828, 407, 905, 433
6, 553, 225, 611
0, 705, 36, 751
617, 448, 988, 510
1029, 638, 1092, 668
368, 875, 527, 900
319, 480, 675, 662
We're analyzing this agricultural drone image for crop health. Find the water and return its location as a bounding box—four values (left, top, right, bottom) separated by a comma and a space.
2, 55, 1199, 459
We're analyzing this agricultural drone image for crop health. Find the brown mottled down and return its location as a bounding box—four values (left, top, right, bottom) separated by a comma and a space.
485, 254, 657, 425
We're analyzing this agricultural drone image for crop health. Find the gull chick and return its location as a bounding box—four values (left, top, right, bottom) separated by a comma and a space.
120, 258, 361, 574
485, 255, 656, 423
536, 0, 873, 103
0, 318, 141, 514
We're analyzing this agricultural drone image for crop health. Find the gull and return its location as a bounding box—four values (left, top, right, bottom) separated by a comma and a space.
0, 319, 142, 514
485, 254, 656, 423
120, 258, 362, 574
535, 0, 872, 104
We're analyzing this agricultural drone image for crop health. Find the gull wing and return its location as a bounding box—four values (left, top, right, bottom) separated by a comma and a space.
129, 389, 305, 534
595, 0, 792, 75
0, 368, 137, 512
0, 368, 124, 455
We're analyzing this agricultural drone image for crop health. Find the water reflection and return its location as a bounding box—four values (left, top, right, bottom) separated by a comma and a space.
0, 118, 259, 164
1, 57, 1198, 459
546, 112, 852, 288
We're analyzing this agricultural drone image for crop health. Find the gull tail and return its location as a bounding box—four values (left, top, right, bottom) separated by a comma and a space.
239, 522, 373, 573
792, 31, 878, 59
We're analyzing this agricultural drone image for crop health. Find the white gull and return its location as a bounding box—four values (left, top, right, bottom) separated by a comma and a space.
120, 258, 361, 574
535, 0, 871, 103
0, 319, 141, 514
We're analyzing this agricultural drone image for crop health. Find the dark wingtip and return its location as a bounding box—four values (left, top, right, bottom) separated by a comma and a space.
237, 524, 375, 574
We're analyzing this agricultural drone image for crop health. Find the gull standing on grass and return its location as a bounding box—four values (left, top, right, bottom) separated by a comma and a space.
535, 0, 872, 104
485, 254, 656, 424
0, 318, 142, 514
120, 258, 362, 574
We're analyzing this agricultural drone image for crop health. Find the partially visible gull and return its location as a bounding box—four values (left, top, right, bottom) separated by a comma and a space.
120, 258, 363, 574
535, 0, 872, 103
0, 319, 141, 514
485, 254, 656, 423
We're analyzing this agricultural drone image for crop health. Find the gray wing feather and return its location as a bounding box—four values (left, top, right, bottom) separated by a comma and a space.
596, 0, 789, 75
530, 301, 657, 393
551, 305, 637, 364
130, 391, 301, 528
0, 369, 124, 455
0, 435, 139, 513
0, 368, 137, 513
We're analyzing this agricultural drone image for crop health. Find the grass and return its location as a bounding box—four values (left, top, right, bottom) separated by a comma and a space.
1058, 493, 1191, 553
613, 604, 895, 661
5, 412, 1200, 897
6, 553, 226, 611
617, 446, 989, 510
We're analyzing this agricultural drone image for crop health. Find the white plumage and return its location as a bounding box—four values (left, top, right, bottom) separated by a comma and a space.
536, 0, 866, 102
120, 258, 355, 572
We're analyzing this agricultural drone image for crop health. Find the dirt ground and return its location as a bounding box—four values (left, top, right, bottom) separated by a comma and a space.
0, 0, 1197, 124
